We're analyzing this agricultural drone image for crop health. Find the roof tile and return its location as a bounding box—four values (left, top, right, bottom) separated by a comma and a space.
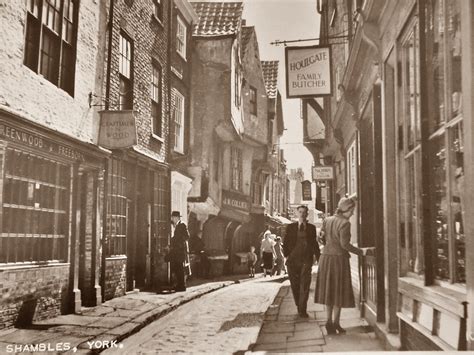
191, 2, 244, 37
261, 60, 279, 98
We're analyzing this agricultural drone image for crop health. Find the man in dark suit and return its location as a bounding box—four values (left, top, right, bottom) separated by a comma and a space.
283, 205, 320, 317
169, 211, 190, 292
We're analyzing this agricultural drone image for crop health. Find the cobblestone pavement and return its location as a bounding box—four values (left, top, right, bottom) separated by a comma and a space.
250, 275, 385, 353
104, 275, 287, 354
0, 280, 233, 354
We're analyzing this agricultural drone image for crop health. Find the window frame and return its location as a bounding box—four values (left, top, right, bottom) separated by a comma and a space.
118, 32, 133, 110
151, 61, 162, 137
23, 0, 78, 96
176, 15, 187, 60
398, 15, 424, 279
230, 147, 243, 192
172, 89, 185, 154
425, 0, 465, 285
0, 148, 71, 265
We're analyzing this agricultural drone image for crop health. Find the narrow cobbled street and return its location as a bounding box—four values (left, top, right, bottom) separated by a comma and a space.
104, 277, 286, 354
102, 272, 383, 354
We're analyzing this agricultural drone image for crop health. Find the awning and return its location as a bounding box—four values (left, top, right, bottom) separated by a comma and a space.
274, 215, 293, 225
189, 197, 220, 221
265, 214, 292, 227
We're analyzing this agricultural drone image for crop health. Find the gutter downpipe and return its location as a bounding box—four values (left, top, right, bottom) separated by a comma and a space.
101, 0, 114, 302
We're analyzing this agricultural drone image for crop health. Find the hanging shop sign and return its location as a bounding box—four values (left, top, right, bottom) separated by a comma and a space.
285, 45, 332, 98
99, 110, 137, 149
301, 180, 312, 201
312, 166, 334, 181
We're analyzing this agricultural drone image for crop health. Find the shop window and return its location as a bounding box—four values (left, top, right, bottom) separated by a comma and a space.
250, 86, 257, 115
176, 16, 187, 59
427, 0, 465, 283
23, 0, 78, 96
172, 89, 185, 153
0, 149, 70, 264
151, 61, 162, 137
399, 18, 424, 277
119, 33, 133, 110
106, 159, 127, 256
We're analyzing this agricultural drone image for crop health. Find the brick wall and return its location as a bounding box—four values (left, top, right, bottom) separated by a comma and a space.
105, 0, 170, 163
104, 257, 127, 301
0, 265, 69, 329
0, 0, 107, 144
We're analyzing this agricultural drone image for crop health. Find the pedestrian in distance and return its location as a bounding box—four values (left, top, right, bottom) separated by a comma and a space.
314, 197, 370, 334
168, 211, 190, 292
272, 236, 286, 276
260, 230, 276, 277
283, 205, 320, 318
247, 246, 258, 278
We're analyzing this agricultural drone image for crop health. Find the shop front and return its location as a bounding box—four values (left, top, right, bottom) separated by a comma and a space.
392, 1, 468, 349
0, 111, 107, 328
103, 152, 170, 299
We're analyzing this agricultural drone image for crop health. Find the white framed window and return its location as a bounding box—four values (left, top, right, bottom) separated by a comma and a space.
346, 139, 357, 195
172, 89, 185, 153
176, 16, 187, 59
151, 61, 162, 136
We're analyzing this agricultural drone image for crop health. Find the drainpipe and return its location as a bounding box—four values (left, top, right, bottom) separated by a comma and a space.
100, 0, 114, 302
165, 0, 174, 286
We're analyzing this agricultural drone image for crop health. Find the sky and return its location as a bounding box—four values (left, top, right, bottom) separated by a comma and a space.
242, 0, 320, 180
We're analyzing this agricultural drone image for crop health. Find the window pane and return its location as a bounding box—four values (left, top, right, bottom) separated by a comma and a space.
448, 0, 462, 120
40, 29, 60, 84
406, 152, 424, 275
450, 122, 465, 283
60, 43, 74, 95
119, 34, 132, 78
119, 76, 133, 109
24, 14, 41, 71
431, 134, 449, 281
430, 0, 446, 133
152, 102, 161, 136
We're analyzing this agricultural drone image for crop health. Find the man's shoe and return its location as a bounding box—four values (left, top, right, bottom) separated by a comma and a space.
175, 287, 186, 292
299, 312, 309, 318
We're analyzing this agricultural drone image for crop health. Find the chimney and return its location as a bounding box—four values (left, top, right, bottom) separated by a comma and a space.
241, 19, 246, 26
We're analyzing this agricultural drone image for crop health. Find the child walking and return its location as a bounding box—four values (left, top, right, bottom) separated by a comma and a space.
247, 246, 258, 277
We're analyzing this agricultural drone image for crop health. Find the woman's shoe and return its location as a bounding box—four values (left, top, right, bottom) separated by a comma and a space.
325, 322, 336, 335
333, 324, 346, 334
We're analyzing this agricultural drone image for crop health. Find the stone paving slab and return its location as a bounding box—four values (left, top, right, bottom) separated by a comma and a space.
250, 271, 385, 353
0, 281, 233, 354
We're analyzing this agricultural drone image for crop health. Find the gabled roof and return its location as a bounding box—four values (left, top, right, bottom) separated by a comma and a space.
190, 1, 243, 37
261, 60, 279, 99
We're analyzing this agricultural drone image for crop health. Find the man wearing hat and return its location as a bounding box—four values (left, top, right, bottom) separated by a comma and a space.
168, 211, 190, 292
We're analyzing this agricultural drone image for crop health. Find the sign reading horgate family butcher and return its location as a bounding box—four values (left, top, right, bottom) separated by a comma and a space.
285, 45, 332, 98
99, 110, 137, 149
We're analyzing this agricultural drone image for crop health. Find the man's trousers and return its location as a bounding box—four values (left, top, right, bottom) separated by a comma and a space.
287, 262, 312, 314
